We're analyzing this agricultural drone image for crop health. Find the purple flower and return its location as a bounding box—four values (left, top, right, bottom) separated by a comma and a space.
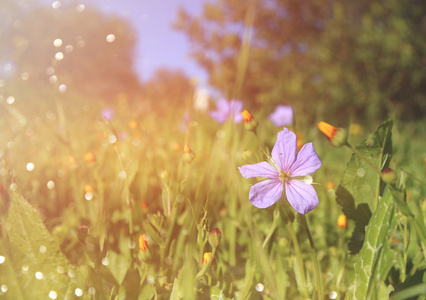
238, 128, 321, 214
210, 98, 243, 124
269, 105, 293, 127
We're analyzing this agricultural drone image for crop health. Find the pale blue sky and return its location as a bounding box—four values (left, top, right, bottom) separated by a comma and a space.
85, 0, 208, 83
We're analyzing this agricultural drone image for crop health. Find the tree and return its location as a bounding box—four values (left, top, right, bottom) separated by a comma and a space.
174, 0, 426, 124
0, 0, 142, 101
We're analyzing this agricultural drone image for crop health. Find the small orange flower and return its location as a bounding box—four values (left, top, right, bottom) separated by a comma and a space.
139, 234, 148, 251
141, 201, 148, 211
337, 214, 347, 229
84, 152, 96, 163
241, 110, 253, 123
318, 122, 338, 141
318, 121, 347, 147
84, 184, 94, 193
202, 252, 212, 265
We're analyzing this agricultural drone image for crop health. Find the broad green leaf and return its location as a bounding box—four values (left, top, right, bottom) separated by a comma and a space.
336, 120, 393, 254
4, 192, 76, 299
346, 187, 397, 300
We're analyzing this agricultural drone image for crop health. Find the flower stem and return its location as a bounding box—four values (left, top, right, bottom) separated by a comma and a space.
298, 214, 323, 300
283, 209, 309, 298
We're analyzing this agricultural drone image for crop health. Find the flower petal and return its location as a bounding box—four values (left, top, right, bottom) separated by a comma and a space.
289, 142, 322, 176
238, 162, 278, 179
285, 180, 319, 214
249, 179, 283, 208
271, 128, 297, 171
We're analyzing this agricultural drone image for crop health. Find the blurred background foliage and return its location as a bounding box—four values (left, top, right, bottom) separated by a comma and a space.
174, 0, 426, 127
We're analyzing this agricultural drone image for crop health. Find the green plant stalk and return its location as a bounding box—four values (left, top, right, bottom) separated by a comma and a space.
240, 263, 256, 300
195, 247, 216, 279
262, 208, 279, 248
112, 145, 134, 248
287, 218, 309, 298
298, 214, 323, 300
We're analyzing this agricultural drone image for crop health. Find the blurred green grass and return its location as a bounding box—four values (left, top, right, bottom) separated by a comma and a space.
0, 84, 425, 299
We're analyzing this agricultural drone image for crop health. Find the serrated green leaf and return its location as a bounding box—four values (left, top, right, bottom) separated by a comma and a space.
346, 187, 397, 300
4, 192, 76, 299
336, 120, 393, 254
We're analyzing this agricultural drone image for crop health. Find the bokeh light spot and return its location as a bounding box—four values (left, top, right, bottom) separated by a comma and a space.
49, 291, 57, 299
55, 52, 64, 61
65, 45, 73, 52
76, 4, 85, 12
102, 257, 110, 266
21, 72, 29, 80
49, 75, 57, 84
26, 162, 35, 172
357, 168, 365, 177
10, 183, 17, 192
52, 1, 61, 9
39, 245, 47, 254
0, 256, 5, 264
6, 96, 15, 104
329, 291, 338, 299
47, 181, 55, 190
53, 39, 62, 47
108, 135, 117, 144
58, 84, 67, 93
75, 288, 83, 297
106, 34, 116, 42
35, 271, 43, 280
0, 285, 7, 293
85, 192, 93, 201
118, 171, 127, 180
22, 264, 29, 273
255, 283, 264, 292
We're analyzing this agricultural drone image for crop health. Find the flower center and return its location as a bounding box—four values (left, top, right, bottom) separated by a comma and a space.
279, 171, 290, 183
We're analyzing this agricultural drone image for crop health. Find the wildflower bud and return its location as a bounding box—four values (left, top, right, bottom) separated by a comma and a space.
138, 234, 151, 261
337, 214, 347, 229
317, 121, 347, 147
241, 110, 258, 132
208, 227, 222, 249
202, 252, 212, 265
382, 168, 397, 184
183, 144, 195, 163
139, 234, 148, 252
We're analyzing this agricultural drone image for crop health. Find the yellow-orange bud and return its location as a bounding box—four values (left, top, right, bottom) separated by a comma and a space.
241, 110, 258, 132
337, 214, 347, 229
202, 252, 212, 265
183, 144, 195, 163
